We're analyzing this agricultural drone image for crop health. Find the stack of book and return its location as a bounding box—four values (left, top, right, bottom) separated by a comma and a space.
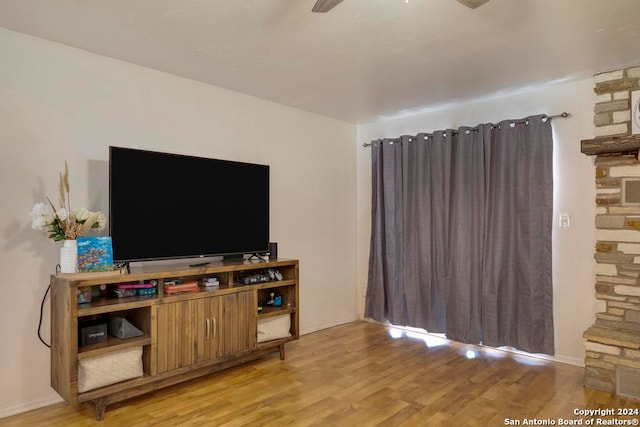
164, 281, 199, 295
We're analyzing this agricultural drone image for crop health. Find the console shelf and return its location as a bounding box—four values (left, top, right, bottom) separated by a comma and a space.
51, 258, 299, 420
77, 334, 152, 359
259, 306, 296, 319
252, 279, 297, 290
77, 296, 157, 316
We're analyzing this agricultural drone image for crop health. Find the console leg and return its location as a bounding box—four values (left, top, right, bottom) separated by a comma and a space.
279, 343, 286, 360
94, 398, 107, 421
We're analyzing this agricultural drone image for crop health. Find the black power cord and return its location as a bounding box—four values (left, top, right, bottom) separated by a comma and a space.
38, 284, 51, 348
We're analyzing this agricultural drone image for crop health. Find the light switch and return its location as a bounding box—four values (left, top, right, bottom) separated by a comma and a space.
559, 213, 570, 228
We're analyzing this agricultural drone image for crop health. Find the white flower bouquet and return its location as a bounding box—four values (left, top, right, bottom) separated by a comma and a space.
29, 163, 106, 241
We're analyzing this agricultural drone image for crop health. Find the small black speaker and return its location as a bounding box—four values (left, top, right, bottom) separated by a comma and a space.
269, 242, 277, 260
79, 320, 107, 347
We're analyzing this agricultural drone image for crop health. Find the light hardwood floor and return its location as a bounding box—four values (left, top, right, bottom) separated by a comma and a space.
3, 321, 639, 426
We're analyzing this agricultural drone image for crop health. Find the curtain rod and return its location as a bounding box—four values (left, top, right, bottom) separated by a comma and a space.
361, 112, 571, 148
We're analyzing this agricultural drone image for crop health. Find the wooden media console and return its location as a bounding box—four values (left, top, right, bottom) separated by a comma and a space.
50, 258, 299, 420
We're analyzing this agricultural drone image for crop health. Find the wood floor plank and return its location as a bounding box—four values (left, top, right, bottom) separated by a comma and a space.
2, 321, 639, 426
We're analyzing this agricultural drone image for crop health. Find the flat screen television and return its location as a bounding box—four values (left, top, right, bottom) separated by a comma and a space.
109, 146, 269, 263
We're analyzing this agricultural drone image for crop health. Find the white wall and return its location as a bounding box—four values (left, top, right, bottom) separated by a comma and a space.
356, 78, 597, 366
0, 28, 358, 416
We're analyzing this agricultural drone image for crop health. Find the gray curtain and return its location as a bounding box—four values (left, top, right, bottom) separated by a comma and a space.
365, 115, 554, 355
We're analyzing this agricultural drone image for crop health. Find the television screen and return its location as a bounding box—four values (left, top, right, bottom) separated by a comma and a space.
109, 147, 269, 263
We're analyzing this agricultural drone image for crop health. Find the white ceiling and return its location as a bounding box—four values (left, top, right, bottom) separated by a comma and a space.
1, 0, 640, 124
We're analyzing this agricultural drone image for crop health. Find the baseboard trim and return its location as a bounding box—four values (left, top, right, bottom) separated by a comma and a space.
0, 395, 64, 419
524, 353, 584, 367
300, 316, 360, 336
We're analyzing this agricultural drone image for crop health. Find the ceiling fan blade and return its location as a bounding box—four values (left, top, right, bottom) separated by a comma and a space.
456, 0, 490, 9
312, 0, 344, 13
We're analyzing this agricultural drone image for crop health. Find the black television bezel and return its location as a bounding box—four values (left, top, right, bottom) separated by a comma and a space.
108, 146, 270, 263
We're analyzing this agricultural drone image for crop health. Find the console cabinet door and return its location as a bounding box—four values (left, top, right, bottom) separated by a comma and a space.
219, 291, 257, 357
157, 291, 256, 374
157, 298, 211, 374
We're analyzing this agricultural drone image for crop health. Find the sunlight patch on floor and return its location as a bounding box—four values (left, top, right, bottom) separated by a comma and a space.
386, 325, 448, 348
385, 322, 551, 367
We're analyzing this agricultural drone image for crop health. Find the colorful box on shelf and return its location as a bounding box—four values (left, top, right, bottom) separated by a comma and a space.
112, 282, 157, 298
77, 236, 114, 273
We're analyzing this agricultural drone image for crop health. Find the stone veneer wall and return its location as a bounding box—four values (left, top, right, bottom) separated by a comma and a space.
583, 65, 640, 395
593, 66, 640, 137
